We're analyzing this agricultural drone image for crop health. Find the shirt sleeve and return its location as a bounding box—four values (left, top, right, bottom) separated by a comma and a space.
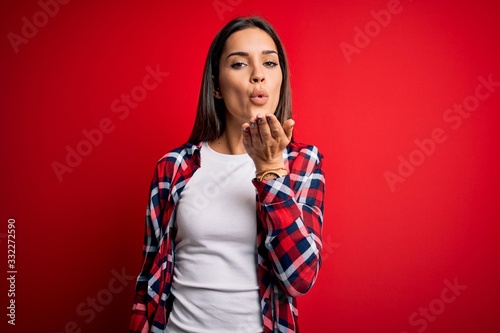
130, 160, 169, 332
253, 144, 325, 297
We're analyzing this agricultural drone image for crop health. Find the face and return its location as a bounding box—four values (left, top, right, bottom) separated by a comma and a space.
217, 27, 283, 126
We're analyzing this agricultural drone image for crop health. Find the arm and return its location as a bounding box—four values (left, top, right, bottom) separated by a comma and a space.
253, 145, 325, 297
242, 114, 325, 297
130, 160, 169, 332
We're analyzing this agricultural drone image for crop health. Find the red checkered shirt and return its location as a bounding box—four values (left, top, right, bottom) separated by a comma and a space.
130, 142, 325, 333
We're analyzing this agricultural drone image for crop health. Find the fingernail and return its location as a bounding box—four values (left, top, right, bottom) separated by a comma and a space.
242, 127, 248, 132
250, 122, 256, 127
257, 117, 263, 124
266, 115, 271, 121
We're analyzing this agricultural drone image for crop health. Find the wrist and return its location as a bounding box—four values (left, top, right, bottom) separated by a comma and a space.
254, 161, 285, 174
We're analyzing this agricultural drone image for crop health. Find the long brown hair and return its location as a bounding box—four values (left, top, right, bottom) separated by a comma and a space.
187, 16, 293, 144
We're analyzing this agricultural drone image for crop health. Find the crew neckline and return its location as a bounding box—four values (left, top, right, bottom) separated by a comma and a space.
203, 141, 251, 161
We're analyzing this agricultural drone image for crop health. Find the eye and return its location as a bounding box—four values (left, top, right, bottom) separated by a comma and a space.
264, 61, 279, 68
230, 62, 247, 69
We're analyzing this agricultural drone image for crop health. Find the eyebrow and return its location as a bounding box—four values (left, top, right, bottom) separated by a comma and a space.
226, 50, 278, 59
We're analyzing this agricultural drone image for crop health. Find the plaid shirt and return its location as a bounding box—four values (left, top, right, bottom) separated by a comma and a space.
130, 142, 325, 333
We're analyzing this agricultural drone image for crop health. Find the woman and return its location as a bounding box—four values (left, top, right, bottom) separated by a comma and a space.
130, 16, 325, 333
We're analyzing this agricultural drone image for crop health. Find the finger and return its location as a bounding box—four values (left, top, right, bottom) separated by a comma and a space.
249, 117, 262, 144
283, 118, 295, 142
242, 124, 252, 148
265, 114, 287, 140
256, 115, 273, 142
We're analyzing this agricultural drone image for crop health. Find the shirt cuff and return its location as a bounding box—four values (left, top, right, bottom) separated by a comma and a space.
253, 175, 294, 204
253, 176, 302, 231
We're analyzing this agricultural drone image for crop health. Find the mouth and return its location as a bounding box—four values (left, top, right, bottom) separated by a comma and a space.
250, 89, 269, 105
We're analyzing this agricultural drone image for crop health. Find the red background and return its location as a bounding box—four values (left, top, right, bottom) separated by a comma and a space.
1, 0, 500, 332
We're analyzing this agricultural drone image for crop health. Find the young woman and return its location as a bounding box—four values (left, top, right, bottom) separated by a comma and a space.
130, 16, 325, 333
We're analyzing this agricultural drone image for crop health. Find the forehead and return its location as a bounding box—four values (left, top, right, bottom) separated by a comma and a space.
222, 28, 278, 54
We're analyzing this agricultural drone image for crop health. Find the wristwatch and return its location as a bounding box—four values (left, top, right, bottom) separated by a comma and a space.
256, 169, 287, 182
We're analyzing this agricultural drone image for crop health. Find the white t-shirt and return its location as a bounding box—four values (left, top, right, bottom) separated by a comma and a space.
165, 142, 263, 333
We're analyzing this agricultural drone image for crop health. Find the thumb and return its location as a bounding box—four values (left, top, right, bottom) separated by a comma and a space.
283, 119, 295, 142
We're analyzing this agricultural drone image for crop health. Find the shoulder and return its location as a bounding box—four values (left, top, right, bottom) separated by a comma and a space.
157, 143, 201, 163
155, 143, 202, 177
286, 142, 323, 165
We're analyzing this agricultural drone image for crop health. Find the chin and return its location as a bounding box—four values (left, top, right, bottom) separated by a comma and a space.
248, 106, 271, 116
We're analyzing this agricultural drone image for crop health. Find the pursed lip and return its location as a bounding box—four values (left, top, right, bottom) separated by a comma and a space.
250, 89, 269, 105
250, 89, 269, 98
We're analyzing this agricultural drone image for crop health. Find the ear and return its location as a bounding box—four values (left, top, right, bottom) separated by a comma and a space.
213, 87, 223, 99
212, 75, 223, 99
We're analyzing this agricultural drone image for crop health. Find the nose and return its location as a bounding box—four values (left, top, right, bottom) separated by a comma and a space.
251, 68, 265, 83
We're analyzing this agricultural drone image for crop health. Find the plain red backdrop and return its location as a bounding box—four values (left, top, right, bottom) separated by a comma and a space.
1, 0, 500, 332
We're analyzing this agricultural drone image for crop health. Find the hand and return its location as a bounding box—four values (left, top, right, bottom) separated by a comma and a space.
242, 113, 294, 172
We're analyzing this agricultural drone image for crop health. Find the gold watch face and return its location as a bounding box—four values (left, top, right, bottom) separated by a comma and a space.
261, 172, 280, 181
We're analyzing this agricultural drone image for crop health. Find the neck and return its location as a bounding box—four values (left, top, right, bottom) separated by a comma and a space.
209, 121, 246, 155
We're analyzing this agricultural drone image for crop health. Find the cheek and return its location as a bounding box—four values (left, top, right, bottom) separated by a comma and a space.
271, 69, 283, 89
220, 73, 245, 97
271, 73, 283, 98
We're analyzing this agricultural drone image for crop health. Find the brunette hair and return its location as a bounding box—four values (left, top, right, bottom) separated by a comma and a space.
187, 16, 292, 144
